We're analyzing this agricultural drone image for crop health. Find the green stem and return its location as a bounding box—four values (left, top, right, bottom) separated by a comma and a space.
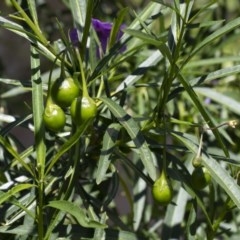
30, 45, 46, 239
162, 116, 167, 174
75, 48, 89, 97
156, 3, 190, 120
11, 0, 49, 46
44, 120, 91, 239
37, 178, 44, 240
10, 0, 74, 71
96, 76, 105, 98
207, 197, 231, 240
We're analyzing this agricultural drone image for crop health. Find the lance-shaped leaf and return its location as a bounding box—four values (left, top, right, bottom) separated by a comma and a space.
96, 123, 121, 184
0, 184, 34, 205
48, 200, 106, 228
171, 131, 240, 209
99, 97, 156, 181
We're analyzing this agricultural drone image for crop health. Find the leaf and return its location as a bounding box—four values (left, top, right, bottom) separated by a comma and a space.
0, 225, 35, 235
0, 184, 34, 205
171, 131, 240, 209
186, 201, 198, 240
69, 0, 87, 29
27, 0, 39, 26
48, 200, 106, 228
165, 158, 213, 230
177, 72, 229, 157
99, 97, 157, 181
163, 182, 189, 235
0, 16, 58, 64
105, 229, 143, 240
124, 29, 166, 46
195, 87, 240, 115
46, 120, 92, 174
133, 174, 147, 231
109, 8, 129, 49
90, 1, 163, 86
185, 57, 240, 68
121, 1, 163, 43
116, 50, 163, 92
96, 123, 121, 184
0, 135, 34, 176
7, 195, 35, 221
186, 17, 240, 63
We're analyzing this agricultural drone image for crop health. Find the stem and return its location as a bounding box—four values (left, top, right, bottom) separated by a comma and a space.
197, 130, 203, 158
45, 135, 89, 239
75, 49, 89, 97
37, 177, 44, 240
156, 2, 191, 120
207, 197, 231, 240
30, 46, 46, 239
96, 75, 105, 98
162, 116, 167, 174
204, 120, 238, 131
11, 0, 49, 46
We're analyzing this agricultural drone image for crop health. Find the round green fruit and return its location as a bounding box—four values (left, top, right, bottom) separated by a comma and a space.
70, 96, 97, 125
43, 103, 66, 132
152, 172, 173, 205
191, 167, 211, 190
51, 77, 80, 108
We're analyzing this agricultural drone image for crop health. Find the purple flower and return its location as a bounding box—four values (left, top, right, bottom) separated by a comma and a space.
91, 18, 113, 54
92, 18, 126, 55
69, 18, 126, 57
69, 28, 80, 47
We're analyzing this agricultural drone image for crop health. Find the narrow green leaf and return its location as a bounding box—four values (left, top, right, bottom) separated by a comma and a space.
195, 87, 240, 115
99, 97, 157, 181
70, 0, 86, 29
178, 72, 229, 157
0, 78, 27, 86
0, 86, 30, 98
0, 135, 34, 176
0, 16, 58, 64
133, 175, 147, 231
27, 0, 39, 26
185, 57, 240, 68
188, 64, 240, 86
48, 200, 106, 228
163, 182, 188, 232
46, 120, 91, 174
186, 201, 198, 240
124, 29, 165, 46
121, 2, 162, 42
8, 196, 35, 220
170, 164, 213, 229
81, 0, 94, 56
0, 184, 34, 205
96, 123, 121, 184
171, 131, 240, 209
116, 50, 163, 92
105, 229, 141, 240
0, 225, 35, 235
109, 8, 128, 48
187, 17, 240, 62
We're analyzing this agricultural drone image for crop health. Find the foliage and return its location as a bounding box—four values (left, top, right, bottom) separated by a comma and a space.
1, 0, 240, 239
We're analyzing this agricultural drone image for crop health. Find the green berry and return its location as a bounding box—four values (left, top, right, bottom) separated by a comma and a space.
43, 103, 66, 132
152, 171, 173, 205
191, 167, 211, 190
70, 96, 97, 125
51, 77, 80, 108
